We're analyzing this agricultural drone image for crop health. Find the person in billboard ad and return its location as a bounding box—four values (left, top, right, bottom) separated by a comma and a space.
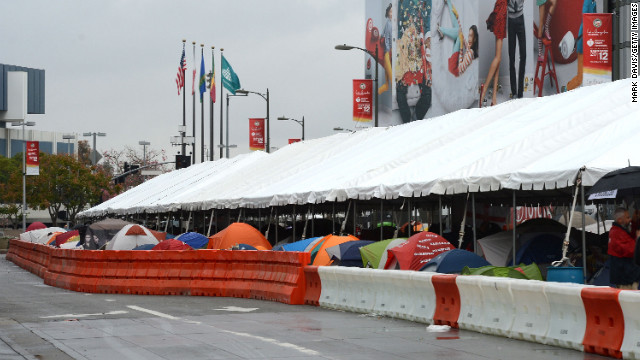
395, 0, 433, 123
379, 3, 394, 95
480, 0, 507, 106
508, 0, 526, 98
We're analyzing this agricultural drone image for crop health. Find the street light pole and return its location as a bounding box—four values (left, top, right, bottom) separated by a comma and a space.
235, 89, 270, 153
334, 44, 380, 127
11, 121, 35, 232
82, 132, 106, 165
138, 141, 150, 166
277, 116, 305, 141
62, 134, 76, 156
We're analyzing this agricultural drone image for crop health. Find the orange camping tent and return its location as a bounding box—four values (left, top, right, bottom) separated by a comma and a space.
311, 234, 359, 266
208, 223, 272, 250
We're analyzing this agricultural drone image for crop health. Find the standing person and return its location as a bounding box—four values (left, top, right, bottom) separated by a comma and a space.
480, 0, 507, 107
537, 0, 557, 62
608, 208, 640, 290
378, 3, 393, 95
508, 0, 526, 98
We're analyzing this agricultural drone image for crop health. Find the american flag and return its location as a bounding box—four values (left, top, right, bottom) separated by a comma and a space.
175, 46, 186, 95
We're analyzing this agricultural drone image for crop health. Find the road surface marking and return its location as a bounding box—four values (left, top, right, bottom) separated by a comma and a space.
213, 306, 258, 312
127, 305, 180, 320
40, 310, 128, 319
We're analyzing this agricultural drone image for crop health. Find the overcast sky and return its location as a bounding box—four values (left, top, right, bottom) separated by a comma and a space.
2, 0, 366, 161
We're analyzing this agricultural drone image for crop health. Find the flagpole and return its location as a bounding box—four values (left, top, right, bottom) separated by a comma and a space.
219, 48, 224, 160
182, 39, 186, 158
200, 43, 205, 164
192, 41, 196, 165
210, 46, 215, 161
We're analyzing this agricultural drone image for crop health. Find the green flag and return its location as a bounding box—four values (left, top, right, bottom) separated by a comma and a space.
221, 55, 241, 94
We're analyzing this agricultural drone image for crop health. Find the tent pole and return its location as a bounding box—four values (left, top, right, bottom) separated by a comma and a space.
292, 205, 296, 241
380, 199, 384, 241
275, 208, 279, 243
156, 214, 160, 230
407, 197, 412, 238
439, 196, 443, 237
258, 208, 261, 232
353, 201, 357, 236
164, 212, 170, 233
472, 193, 477, 255
207, 209, 214, 237
512, 191, 517, 266
581, 182, 587, 282
311, 205, 315, 237
332, 202, 336, 234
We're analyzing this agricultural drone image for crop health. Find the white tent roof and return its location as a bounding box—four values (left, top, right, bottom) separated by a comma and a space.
80, 79, 640, 217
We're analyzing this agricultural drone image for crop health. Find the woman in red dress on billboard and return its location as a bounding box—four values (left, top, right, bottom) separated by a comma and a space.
480, 0, 507, 107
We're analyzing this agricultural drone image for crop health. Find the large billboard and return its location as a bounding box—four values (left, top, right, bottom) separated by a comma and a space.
364, 0, 607, 126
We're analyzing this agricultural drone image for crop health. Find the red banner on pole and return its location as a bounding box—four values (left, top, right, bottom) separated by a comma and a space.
288, 139, 301, 144
249, 118, 265, 151
353, 79, 373, 122
583, 13, 612, 86
26, 141, 39, 176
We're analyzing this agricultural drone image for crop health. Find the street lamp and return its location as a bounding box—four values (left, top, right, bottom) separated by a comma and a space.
235, 88, 270, 153
277, 116, 305, 141
225, 92, 248, 158
62, 134, 76, 155
138, 141, 150, 166
82, 132, 106, 165
11, 120, 36, 232
335, 44, 379, 127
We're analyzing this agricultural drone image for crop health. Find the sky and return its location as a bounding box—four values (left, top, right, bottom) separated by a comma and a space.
2, 0, 366, 161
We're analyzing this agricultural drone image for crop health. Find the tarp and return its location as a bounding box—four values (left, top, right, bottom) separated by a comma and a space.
20, 227, 66, 243
78, 79, 640, 216
208, 223, 272, 250
385, 232, 455, 270
106, 224, 159, 250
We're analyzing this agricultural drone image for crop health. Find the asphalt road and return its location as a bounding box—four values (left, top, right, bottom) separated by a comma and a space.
0, 255, 612, 360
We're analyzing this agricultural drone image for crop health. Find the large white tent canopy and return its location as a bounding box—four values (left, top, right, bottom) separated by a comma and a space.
79, 79, 640, 217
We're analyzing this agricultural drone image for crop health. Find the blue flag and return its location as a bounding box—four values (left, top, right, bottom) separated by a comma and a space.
221, 55, 241, 94
199, 50, 206, 102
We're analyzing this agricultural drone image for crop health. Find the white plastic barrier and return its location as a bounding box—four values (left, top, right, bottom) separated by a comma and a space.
371, 270, 404, 316
509, 280, 550, 342
318, 266, 341, 309
384, 270, 415, 320
619, 290, 640, 359
542, 282, 591, 351
456, 275, 485, 332
476, 277, 516, 336
405, 271, 436, 324
342, 267, 376, 313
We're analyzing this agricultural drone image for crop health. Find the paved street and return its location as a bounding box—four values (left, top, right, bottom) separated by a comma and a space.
0, 255, 612, 360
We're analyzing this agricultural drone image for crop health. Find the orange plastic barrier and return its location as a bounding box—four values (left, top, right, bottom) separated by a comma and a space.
581, 287, 624, 359
432, 274, 460, 328
303, 266, 321, 306
6, 239, 310, 305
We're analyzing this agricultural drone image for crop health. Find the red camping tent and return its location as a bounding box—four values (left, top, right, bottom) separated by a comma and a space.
385, 232, 455, 270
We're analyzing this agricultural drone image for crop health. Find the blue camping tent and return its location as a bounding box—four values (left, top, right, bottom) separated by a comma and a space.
326, 240, 374, 267
420, 249, 490, 274
176, 232, 209, 249
276, 237, 323, 252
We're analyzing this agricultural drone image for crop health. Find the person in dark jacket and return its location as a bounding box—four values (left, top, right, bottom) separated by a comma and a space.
608, 208, 640, 289
508, 0, 526, 98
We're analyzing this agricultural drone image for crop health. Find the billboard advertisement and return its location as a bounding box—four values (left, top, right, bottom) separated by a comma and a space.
248, 118, 265, 151
363, 0, 607, 126
26, 141, 39, 176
